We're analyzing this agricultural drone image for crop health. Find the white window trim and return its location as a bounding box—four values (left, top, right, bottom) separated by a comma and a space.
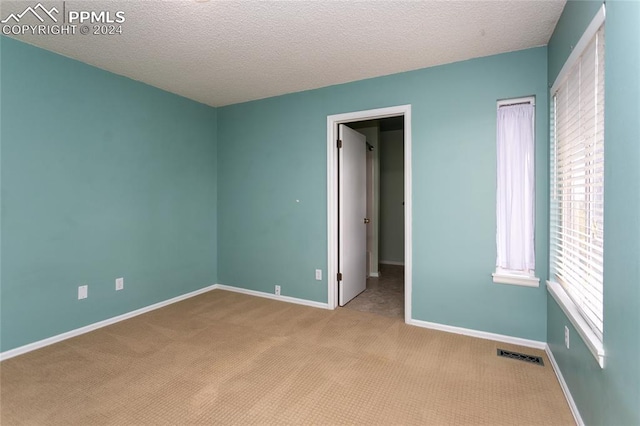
547, 4, 606, 369
550, 5, 606, 93
493, 95, 539, 288
547, 280, 605, 368
493, 268, 540, 287
496, 96, 536, 109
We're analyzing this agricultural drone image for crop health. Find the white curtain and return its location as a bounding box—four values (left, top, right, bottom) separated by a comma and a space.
496, 104, 535, 272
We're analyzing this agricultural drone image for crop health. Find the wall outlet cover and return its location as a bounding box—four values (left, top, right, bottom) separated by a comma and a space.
275, 285, 281, 296
315, 269, 322, 281
115, 277, 124, 291
78, 285, 88, 300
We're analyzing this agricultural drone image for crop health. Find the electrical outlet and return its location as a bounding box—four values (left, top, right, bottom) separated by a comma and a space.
78, 285, 88, 300
275, 285, 281, 296
564, 326, 570, 349
315, 269, 322, 281
115, 277, 124, 291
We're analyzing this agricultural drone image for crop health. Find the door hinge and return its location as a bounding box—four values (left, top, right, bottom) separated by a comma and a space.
337, 272, 343, 281
337, 139, 343, 149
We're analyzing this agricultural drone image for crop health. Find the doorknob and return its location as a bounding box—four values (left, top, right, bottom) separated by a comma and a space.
364, 218, 370, 224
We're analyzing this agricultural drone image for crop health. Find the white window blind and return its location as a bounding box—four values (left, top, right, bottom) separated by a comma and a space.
550, 24, 605, 342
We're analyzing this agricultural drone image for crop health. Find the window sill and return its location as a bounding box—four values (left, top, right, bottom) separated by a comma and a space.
547, 280, 605, 368
492, 272, 540, 287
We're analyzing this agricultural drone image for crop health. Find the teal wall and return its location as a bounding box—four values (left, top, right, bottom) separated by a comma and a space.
546, 1, 640, 425
218, 46, 550, 341
379, 129, 404, 264
0, 37, 218, 352
547, 0, 604, 84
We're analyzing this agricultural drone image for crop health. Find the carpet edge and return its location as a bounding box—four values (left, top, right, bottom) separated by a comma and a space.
0, 284, 219, 361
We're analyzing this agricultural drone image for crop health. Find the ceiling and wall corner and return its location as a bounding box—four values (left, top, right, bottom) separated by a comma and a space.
2, 0, 565, 107
2, 0, 556, 354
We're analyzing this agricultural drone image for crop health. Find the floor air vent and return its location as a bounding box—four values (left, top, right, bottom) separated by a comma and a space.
497, 349, 544, 366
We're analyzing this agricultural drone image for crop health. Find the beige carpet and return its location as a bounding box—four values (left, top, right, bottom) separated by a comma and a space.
1, 289, 575, 425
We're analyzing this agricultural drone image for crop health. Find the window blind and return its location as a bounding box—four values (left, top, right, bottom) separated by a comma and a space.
550, 25, 605, 342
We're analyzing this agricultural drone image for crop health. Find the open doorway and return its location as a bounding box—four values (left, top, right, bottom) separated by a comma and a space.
342, 118, 405, 318
326, 105, 412, 324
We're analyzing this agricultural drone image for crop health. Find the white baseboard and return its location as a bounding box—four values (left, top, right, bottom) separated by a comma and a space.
379, 260, 404, 266
0, 283, 332, 362
0, 282, 581, 426
407, 318, 546, 350
369, 272, 380, 278
215, 284, 331, 310
545, 344, 584, 426
0, 284, 219, 362
406, 319, 579, 424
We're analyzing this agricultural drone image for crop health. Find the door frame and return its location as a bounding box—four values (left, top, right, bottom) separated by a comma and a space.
326, 105, 412, 323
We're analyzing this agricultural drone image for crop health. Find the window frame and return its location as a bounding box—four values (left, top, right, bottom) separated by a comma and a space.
547, 5, 606, 368
492, 96, 540, 288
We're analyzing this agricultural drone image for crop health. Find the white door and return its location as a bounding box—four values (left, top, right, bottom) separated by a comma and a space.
339, 124, 367, 306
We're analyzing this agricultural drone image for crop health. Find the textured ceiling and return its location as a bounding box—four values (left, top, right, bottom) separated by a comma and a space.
2, 0, 566, 107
